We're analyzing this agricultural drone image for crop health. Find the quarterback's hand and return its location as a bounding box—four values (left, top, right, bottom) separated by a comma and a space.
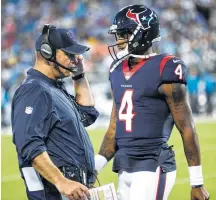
191, 187, 210, 200
55, 177, 90, 200
71, 55, 84, 77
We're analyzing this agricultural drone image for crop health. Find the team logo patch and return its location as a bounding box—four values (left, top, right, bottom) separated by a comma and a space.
25, 106, 33, 114
126, 8, 154, 30
125, 72, 131, 80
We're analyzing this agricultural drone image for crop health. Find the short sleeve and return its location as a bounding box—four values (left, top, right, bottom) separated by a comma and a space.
11, 83, 52, 164
160, 55, 187, 85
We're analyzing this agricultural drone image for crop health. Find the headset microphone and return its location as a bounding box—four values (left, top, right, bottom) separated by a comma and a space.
50, 58, 77, 72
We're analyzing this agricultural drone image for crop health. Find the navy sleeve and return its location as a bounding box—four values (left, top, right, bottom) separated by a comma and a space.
11, 83, 51, 164
160, 56, 187, 85
76, 104, 99, 127
67, 94, 99, 127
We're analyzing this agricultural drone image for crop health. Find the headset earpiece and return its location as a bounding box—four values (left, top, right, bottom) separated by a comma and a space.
40, 24, 56, 60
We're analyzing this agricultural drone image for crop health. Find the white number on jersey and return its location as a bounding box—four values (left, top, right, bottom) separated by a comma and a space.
174, 64, 183, 80
118, 90, 136, 132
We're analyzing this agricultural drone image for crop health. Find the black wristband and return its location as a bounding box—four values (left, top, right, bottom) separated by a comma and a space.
192, 184, 203, 188
72, 73, 85, 81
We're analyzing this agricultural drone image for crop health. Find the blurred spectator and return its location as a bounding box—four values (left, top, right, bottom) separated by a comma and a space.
202, 71, 216, 115
1, 0, 216, 127
187, 68, 200, 114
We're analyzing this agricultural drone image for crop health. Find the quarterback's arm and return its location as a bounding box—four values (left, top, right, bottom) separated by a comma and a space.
99, 98, 117, 161
159, 83, 204, 185
95, 94, 117, 173
159, 83, 201, 166
159, 83, 211, 199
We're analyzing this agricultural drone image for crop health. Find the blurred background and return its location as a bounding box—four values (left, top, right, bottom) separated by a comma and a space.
2, 0, 216, 129
1, 0, 216, 199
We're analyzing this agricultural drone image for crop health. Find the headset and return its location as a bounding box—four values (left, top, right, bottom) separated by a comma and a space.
40, 24, 56, 60
39, 24, 77, 72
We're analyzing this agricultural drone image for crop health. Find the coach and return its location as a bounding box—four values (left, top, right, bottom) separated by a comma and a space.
11, 24, 99, 200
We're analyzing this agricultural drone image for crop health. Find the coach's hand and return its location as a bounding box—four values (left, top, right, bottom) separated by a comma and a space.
71, 55, 84, 77
191, 187, 210, 200
55, 178, 90, 200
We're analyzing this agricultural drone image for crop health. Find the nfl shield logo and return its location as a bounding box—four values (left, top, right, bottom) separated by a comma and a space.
25, 106, 33, 114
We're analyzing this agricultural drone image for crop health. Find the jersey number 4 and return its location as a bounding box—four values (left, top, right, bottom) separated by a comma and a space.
118, 90, 136, 132
174, 64, 183, 80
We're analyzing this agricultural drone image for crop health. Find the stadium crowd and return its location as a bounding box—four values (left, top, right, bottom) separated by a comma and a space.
2, 0, 216, 127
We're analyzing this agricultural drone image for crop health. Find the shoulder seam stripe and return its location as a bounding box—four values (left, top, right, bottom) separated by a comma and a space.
160, 55, 175, 76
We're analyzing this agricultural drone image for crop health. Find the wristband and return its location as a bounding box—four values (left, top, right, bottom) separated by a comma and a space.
95, 154, 108, 173
191, 184, 203, 188
188, 166, 204, 186
72, 73, 85, 80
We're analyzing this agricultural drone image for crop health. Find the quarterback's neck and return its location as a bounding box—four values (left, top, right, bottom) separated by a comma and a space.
129, 47, 155, 68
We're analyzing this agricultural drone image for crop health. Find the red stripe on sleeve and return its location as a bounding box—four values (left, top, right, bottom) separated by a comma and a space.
160, 55, 175, 76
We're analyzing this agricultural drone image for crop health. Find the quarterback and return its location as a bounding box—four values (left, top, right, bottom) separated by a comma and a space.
95, 4, 210, 200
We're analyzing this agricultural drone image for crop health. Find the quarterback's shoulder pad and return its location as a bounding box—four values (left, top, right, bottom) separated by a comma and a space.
160, 55, 187, 84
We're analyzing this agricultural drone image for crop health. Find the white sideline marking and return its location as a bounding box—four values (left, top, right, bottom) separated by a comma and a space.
1, 174, 21, 182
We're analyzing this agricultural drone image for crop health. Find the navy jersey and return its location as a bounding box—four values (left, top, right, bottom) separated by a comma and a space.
109, 54, 187, 173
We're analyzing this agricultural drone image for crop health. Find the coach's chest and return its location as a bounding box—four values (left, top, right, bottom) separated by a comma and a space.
50, 88, 81, 124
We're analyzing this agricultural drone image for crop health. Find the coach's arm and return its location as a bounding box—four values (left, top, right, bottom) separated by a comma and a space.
159, 83, 210, 200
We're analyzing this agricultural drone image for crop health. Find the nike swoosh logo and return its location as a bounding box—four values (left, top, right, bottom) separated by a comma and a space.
173, 59, 181, 63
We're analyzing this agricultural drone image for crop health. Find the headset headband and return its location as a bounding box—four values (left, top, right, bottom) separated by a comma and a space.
40, 24, 56, 60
